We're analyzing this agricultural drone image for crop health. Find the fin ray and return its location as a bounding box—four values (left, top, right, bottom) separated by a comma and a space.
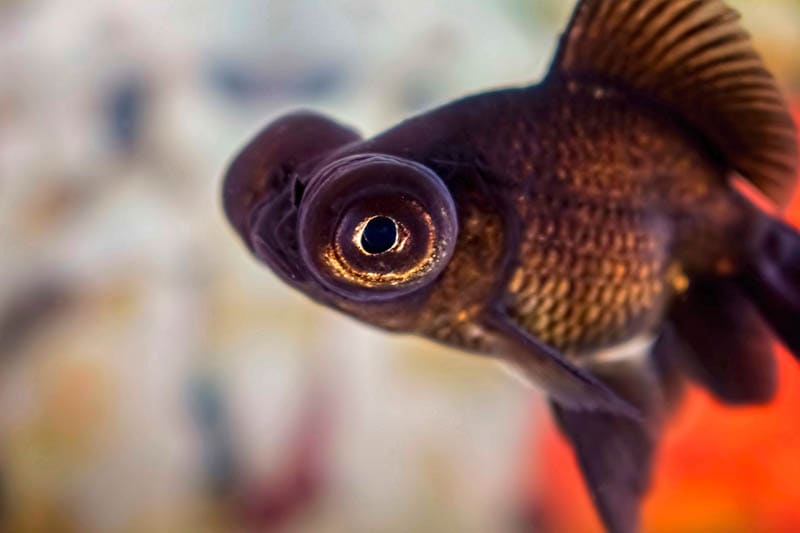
551, 0, 799, 208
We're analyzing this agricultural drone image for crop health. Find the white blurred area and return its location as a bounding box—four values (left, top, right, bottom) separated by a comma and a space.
0, 1, 569, 531
1, 0, 798, 531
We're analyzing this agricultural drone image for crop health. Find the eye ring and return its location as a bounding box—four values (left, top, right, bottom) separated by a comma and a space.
297, 154, 458, 301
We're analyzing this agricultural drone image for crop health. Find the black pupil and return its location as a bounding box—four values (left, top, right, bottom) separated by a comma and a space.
361, 216, 398, 254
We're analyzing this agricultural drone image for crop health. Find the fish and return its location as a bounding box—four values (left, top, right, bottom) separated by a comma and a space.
221, 1, 800, 531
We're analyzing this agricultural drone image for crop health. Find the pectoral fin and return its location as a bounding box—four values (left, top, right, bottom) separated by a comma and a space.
484, 310, 641, 421
550, 342, 669, 533
551, 403, 654, 533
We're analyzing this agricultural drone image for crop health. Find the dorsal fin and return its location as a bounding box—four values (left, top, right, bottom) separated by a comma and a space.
550, 0, 799, 209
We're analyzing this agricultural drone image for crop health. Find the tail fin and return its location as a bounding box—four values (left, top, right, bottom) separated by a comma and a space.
668, 215, 800, 405
741, 217, 800, 358
669, 277, 777, 404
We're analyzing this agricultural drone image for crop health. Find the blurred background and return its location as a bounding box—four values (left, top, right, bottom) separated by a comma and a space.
1, 1, 799, 532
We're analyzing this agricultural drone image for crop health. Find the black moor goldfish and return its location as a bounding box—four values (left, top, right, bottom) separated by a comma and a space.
222, 1, 800, 531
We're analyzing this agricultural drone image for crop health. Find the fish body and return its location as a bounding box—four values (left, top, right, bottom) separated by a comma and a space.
348, 81, 751, 357
223, 1, 800, 532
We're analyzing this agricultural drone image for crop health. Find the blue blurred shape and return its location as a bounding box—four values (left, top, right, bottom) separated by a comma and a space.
187, 373, 238, 496
206, 59, 348, 103
107, 75, 148, 153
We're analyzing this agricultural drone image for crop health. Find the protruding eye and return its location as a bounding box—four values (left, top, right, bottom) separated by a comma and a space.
359, 216, 399, 255
297, 154, 458, 301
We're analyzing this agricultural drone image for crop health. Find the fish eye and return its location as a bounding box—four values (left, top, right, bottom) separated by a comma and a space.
297, 154, 458, 301
359, 216, 399, 255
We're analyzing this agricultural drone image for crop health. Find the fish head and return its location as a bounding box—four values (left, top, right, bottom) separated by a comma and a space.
223, 111, 460, 328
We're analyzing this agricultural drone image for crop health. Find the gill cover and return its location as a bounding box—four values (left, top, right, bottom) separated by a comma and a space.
297, 154, 458, 301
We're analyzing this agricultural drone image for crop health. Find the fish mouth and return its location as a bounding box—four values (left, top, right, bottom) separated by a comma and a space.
222, 143, 310, 286
221, 111, 362, 290
223, 111, 360, 230
250, 188, 311, 287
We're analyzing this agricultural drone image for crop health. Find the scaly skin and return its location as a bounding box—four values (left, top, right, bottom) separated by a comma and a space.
340, 79, 755, 358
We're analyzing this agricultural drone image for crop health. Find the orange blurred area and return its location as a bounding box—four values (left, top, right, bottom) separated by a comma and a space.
528, 103, 800, 533
529, 348, 800, 533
